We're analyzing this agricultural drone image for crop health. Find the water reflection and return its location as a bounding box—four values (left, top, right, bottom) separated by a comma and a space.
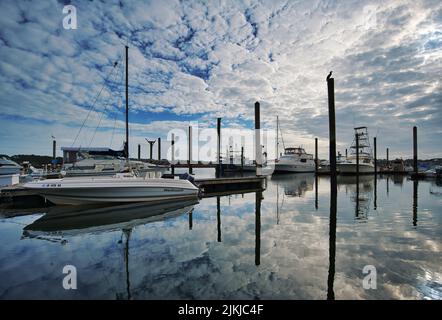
255, 191, 262, 266
327, 170, 337, 300
338, 175, 374, 220
0, 171, 440, 300
271, 173, 314, 197
23, 200, 198, 240
413, 180, 418, 227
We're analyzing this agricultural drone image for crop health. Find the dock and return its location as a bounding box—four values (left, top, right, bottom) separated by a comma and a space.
195, 176, 266, 195
0, 185, 49, 208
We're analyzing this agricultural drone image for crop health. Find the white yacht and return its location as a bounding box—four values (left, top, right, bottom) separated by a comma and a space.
337, 127, 375, 174
23, 173, 199, 205
0, 157, 22, 175
274, 147, 315, 173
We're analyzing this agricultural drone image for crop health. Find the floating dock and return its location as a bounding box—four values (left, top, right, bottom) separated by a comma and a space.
195, 176, 266, 195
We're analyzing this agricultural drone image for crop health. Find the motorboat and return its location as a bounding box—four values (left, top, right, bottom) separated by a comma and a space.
337, 127, 375, 174
23, 173, 199, 205
0, 157, 22, 175
273, 116, 315, 173
274, 147, 315, 173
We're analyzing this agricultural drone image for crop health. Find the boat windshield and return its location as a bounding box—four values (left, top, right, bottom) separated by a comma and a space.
284, 148, 306, 155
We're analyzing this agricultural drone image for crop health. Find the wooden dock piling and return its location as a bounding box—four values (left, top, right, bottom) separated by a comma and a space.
327, 74, 337, 177
386, 147, 389, 164
52, 140, 56, 159
327, 71, 337, 300
255, 101, 262, 176
137, 144, 141, 160
373, 137, 377, 174
413, 126, 418, 174
315, 137, 318, 174
188, 126, 193, 175
147, 139, 155, 160
216, 118, 222, 178
171, 133, 175, 175
158, 137, 161, 161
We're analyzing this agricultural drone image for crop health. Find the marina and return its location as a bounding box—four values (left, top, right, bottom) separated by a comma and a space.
0, 0, 441, 305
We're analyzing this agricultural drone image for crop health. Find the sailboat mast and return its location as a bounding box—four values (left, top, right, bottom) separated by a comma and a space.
276, 116, 279, 159
125, 45, 129, 160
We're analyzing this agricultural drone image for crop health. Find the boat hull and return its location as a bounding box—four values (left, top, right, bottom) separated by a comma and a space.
24, 177, 199, 205
337, 163, 375, 174
274, 163, 315, 173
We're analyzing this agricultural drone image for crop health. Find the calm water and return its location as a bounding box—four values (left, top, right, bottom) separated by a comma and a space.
0, 169, 441, 299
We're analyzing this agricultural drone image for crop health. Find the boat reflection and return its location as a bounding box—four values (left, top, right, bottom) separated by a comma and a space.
22, 199, 199, 239
271, 173, 314, 197
337, 175, 374, 220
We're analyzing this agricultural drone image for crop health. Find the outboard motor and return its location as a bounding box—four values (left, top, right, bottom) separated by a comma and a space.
179, 172, 195, 185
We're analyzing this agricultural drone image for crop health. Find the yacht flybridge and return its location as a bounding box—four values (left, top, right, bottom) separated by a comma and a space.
337, 127, 375, 174
0, 157, 22, 175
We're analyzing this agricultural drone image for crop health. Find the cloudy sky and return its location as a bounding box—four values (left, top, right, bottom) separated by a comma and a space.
0, 0, 441, 159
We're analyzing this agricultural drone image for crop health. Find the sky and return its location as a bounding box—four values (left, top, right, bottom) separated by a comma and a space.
0, 0, 441, 160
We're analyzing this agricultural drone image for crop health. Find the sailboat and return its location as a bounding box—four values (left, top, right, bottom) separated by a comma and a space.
24, 46, 199, 205
273, 116, 315, 173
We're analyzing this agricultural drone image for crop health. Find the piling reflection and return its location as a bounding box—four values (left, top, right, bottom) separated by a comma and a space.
255, 191, 262, 266
315, 175, 319, 210
217, 196, 221, 242
413, 180, 418, 227
327, 170, 337, 300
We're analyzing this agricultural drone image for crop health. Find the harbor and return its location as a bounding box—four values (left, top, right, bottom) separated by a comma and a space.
0, 0, 441, 305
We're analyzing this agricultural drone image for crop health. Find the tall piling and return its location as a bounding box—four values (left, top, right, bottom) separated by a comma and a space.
386, 147, 389, 164
171, 133, 175, 175
216, 118, 222, 178
147, 140, 155, 161
327, 72, 337, 300
315, 137, 319, 174
137, 144, 141, 160
188, 126, 193, 175
241, 146, 244, 174
52, 139, 56, 160
373, 137, 377, 174
413, 126, 418, 175
255, 102, 262, 176
158, 137, 161, 161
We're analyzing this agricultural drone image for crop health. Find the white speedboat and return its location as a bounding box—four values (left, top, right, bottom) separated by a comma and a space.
274, 147, 315, 173
24, 173, 199, 205
0, 157, 22, 175
337, 127, 375, 174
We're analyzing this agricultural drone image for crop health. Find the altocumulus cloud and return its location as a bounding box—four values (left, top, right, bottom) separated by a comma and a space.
0, 0, 441, 158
